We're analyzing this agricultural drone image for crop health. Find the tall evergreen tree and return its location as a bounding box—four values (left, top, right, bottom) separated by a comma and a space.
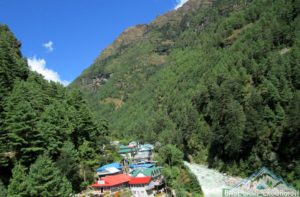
0, 25, 28, 106
78, 140, 99, 183
0, 25, 108, 192
7, 164, 28, 197
0, 25, 28, 168
4, 83, 43, 164
66, 89, 106, 148
38, 101, 74, 158
158, 144, 184, 166
72, 104, 103, 148
56, 141, 81, 192
27, 154, 72, 197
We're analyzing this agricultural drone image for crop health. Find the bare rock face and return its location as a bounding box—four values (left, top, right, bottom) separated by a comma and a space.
79, 73, 110, 90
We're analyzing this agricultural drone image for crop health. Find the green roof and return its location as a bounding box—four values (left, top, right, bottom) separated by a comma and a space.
130, 167, 161, 177
119, 145, 130, 149
118, 149, 133, 153
118, 145, 136, 153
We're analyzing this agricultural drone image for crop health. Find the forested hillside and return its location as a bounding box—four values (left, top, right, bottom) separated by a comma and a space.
0, 25, 118, 196
72, 0, 300, 189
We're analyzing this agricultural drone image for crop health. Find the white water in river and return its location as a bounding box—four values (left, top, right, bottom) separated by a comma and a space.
184, 161, 230, 197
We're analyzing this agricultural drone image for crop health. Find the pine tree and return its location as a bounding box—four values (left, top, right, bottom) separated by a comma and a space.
27, 154, 72, 197
7, 164, 28, 197
66, 89, 106, 148
4, 83, 43, 164
37, 101, 74, 157
208, 93, 245, 161
0, 25, 28, 106
56, 141, 81, 192
159, 144, 184, 166
72, 104, 102, 148
0, 25, 29, 168
78, 140, 99, 183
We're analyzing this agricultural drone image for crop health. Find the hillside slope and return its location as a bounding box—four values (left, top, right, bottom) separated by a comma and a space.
72, 0, 300, 188
0, 25, 113, 194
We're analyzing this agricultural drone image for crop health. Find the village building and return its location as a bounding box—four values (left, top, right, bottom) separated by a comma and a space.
129, 177, 154, 197
91, 174, 155, 197
91, 174, 131, 195
96, 163, 123, 177
133, 151, 152, 163
119, 145, 137, 159
138, 144, 154, 151
129, 163, 154, 169
130, 167, 164, 187
89, 142, 165, 196
131, 143, 154, 163
128, 141, 138, 147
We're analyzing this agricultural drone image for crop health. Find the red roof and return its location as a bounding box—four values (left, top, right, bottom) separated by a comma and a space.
91, 174, 130, 187
129, 176, 151, 185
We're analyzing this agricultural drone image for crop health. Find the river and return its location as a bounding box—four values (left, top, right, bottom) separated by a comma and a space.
184, 161, 231, 197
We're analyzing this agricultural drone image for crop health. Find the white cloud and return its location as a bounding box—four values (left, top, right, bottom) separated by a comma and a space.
43, 41, 54, 52
174, 0, 189, 9
27, 56, 70, 86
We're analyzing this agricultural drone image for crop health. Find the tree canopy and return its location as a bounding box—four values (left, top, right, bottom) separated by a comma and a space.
0, 25, 110, 193
72, 0, 300, 189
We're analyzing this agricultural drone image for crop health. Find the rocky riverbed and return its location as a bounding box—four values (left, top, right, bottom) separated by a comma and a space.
184, 162, 241, 197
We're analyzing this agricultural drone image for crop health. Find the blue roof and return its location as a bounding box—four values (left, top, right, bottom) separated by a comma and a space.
96, 163, 123, 172
128, 163, 154, 169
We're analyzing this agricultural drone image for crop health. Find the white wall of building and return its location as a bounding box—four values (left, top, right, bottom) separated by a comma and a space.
130, 186, 154, 197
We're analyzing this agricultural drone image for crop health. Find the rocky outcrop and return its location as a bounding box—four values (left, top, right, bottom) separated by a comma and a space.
79, 72, 110, 90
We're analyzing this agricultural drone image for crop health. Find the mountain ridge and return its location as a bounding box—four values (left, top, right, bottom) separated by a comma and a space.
72, 0, 300, 189
72, 0, 216, 89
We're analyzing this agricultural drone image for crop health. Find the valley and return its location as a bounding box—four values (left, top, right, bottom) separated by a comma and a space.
0, 0, 299, 196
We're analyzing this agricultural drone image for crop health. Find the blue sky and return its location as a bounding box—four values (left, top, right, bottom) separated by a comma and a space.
0, 0, 189, 85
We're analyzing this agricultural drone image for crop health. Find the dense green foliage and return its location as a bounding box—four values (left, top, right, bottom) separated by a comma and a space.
27, 154, 72, 197
156, 144, 203, 196
73, 0, 300, 189
0, 25, 29, 168
7, 164, 28, 197
0, 180, 7, 197
0, 25, 114, 194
